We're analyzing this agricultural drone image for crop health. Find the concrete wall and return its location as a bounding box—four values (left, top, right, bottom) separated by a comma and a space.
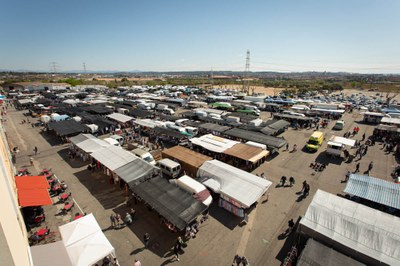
0, 122, 33, 266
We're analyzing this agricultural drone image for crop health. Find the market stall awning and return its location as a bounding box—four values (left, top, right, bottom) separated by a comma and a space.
197, 160, 272, 208
90, 145, 137, 171
75, 138, 110, 154
47, 120, 89, 137
198, 123, 231, 133
114, 158, 159, 187
190, 134, 239, 153
297, 239, 365, 266
106, 113, 134, 123
15, 176, 52, 207
344, 174, 400, 209
131, 177, 208, 231
223, 128, 287, 149
299, 189, 400, 266
162, 146, 212, 169
224, 143, 267, 162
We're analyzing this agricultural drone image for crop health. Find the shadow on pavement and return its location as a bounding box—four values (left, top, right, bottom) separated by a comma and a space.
57, 148, 89, 168
39, 131, 63, 146
275, 217, 302, 263
112, 201, 178, 258
74, 169, 125, 210
208, 202, 242, 230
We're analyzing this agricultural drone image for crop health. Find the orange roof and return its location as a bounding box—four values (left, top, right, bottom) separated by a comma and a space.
15, 176, 52, 207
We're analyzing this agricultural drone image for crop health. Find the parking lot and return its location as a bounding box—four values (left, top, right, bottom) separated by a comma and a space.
5, 104, 396, 265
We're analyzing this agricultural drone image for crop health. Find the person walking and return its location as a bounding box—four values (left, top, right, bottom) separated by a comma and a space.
286, 143, 289, 151
289, 176, 295, 187
30, 157, 34, 166
173, 243, 180, 261
368, 161, 373, 175
288, 219, 295, 233
232, 254, 242, 266
241, 256, 249, 266
110, 214, 116, 228
134, 259, 141, 266
355, 162, 360, 173
115, 213, 122, 228
362, 133, 365, 141
34, 146, 38, 155
292, 144, 298, 152
280, 176, 287, 187
303, 183, 310, 197
144, 233, 150, 248
301, 181, 308, 193
363, 145, 369, 156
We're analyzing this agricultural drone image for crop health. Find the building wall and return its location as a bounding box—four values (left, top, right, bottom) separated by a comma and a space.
0, 122, 33, 266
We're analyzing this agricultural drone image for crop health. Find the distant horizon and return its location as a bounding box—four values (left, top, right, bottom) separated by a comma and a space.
1, 1, 400, 74
1, 69, 400, 76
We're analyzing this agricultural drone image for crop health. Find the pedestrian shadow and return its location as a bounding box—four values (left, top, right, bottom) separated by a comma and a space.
160, 258, 175, 266
130, 247, 145, 255
275, 217, 302, 263
102, 226, 114, 233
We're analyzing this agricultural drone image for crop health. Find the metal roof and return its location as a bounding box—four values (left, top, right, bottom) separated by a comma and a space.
344, 174, 400, 209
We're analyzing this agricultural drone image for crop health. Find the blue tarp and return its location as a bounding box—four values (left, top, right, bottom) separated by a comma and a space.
344, 174, 400, 209
53, 115, 70, 122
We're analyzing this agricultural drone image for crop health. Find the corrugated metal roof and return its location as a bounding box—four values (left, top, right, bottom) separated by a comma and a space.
344, 174, 400, 209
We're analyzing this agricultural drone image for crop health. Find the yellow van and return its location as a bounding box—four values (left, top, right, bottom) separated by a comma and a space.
306, 131, 324, 152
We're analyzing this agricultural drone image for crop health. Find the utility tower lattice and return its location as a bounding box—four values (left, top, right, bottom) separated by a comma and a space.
243, 50, 250, 95
50, 62, 58, 73
83, 62, 87, 74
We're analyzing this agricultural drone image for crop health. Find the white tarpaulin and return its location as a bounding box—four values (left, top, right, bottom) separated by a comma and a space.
90, 145, 137, 171
106, 112, 134, 123
134, 119, 158, 128
190, 134, 239, 153
197, 160, 272, 208
300, 189, 400, 266
328, 136, 356, 147
70, 134, 96, 145
59, 213, 114, 266
76, 138, 110, 154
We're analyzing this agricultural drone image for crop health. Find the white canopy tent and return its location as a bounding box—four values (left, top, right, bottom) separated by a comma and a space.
190, 134, 239, 153
300, 190, 400, 266
197, 160, 272, 208
59, 213, 115, 266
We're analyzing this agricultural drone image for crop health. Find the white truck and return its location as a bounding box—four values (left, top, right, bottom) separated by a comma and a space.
326, 136, 356, 157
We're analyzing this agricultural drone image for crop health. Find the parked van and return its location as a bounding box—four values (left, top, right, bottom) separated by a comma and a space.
171, 175, 213, 206
306, 131, 324, 152
103, 137, 121, 147
132, 148, 156, 165
158, 158, 181, 178
110, 135, 124, 146
333, 120, 345, 130
184, 126, 198, 136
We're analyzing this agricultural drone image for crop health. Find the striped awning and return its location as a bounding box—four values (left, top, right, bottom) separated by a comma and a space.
344, 174, 400, 209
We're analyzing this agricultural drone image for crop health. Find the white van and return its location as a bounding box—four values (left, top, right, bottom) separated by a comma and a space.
103, 137, 121, 147
158, 158, 181, 178
110, 135, 124, 146
132, 148, 156, 165
171, 175, 213, 206
184, 126, 198, 136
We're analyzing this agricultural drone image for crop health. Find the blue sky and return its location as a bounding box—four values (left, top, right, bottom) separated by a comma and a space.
1, 0, 400, 73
